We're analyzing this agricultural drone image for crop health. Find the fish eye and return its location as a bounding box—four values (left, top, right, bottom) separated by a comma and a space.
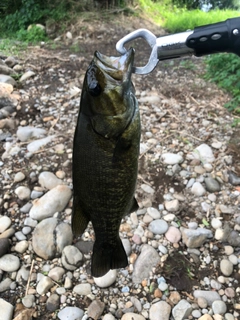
88, 81, 102, 97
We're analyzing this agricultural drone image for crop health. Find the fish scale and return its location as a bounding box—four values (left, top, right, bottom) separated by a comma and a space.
72, 48, 140, 277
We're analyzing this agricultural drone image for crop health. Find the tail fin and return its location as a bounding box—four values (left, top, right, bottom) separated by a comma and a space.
91, 237, 128, 278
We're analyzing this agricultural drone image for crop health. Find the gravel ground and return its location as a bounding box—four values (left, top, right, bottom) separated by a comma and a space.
0, 16, 240, 320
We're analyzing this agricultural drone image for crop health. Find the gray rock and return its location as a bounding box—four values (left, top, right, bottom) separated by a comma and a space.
122, 238, 132, 256
132, 245, 161, 283
147, 207, 161, 219
75, 240, 94, 254
0, 278, 12, 292
36, 276, 54, 295
32, 218, 73, 260
172, 299, 192, 320
148, 219, 169, 234
204, 177, 221, 192
181, 227, 213, 248
24, 217, 37, 227
46, 293, 60, 312
58, 307, 84, 320
27, 135, 56, 153
0, 74, 16, 86
121, 313, 145, 320
14, 172, 25, 182
19, 70, 36, 82
22, 294, 35, 308
73, 283, 91, 295
141, 184, 155, 194
212, 300, 227, 314
228, 170, 240, 186
220, 259, 233, 276
0, 238, 10, 257
17, 126, 46, 142
61, 245, 83, 270
16, 266, 29, 284
88, 300, 105, 319
0, 298, 14, 320
29, 185, 72, 220
48, 267, 65, 281
161, 153, 183, 165
0, 254, 20, 272
149, 301, 171, 320
20, 203, 33, 214
5, 56, 18, 67
0, 215, 11, 233
38, 171, 64, 190
193, 290, 221, 306
103, 314, 116, 320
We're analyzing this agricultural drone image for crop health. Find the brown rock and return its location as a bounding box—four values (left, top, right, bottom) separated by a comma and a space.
87, 300, 105, 320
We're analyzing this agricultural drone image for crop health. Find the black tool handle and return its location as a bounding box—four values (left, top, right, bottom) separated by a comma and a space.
186, 17, 240, 56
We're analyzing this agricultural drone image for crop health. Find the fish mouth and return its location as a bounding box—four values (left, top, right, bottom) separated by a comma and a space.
94, 48, 134, 82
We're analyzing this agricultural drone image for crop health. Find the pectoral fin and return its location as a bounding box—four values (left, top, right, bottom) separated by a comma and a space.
72, 198, 90, 237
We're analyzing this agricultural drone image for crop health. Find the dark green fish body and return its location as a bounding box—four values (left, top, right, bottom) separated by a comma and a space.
72, 48, 140, 277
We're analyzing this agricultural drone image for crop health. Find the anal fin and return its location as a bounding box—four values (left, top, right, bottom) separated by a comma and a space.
71, 197, 90, 237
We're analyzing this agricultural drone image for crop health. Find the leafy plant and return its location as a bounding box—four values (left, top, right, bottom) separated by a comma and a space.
16, 25, 47, 43
205, 53, 240, 113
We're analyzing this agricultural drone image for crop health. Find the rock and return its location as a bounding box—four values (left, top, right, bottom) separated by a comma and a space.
0, 74, 16, 86
46, 294, 60, 312
0, 298, 13, 320
103, 314, 116, 320
27, 135, 56, 153
61, 245, 83, 270
191, 182, 206, 196
220, 259, 233, 276
193, 144, 215, 163
17, 126, 46, 142
48, 267, 65, 281
219, 204, 233, 214
29, 185, 72, 220
14, 240, 28, 253
181, 227, 213, 248
193, 290, 221, 306
0, 227, 15, 239
0, 278, 12, 292
88, 300, 105, 319
211, 218, 222, 229
73, 283, 91, 295
172, 299, 192, 320
204, 177, 221, 192
75, 240, 94, 254
0, 238, 10, 257
199, 315, 213, 320
38, 171, 64, 189
14, 172, 25, 182
16, 266, 29, 284
22, 295, 35, 308
141, 184, 155, 194
165, 226, 181, 243
15, 186, 31, 200
228, 171, 240, 186
149, 301, 171, 320
165, 199, 179, 212
122, 238, 132, 256
120, 314, 144, 320
212, 300, 227, 314
32, 218, 73, 260
148, 219, 168, 234
19, 71, 36, 82
147, 207, 160, 219
161, 153, 183, 165
0, 215, 11, 233
197, 297, 208, 308
58, 306, 84, 320
169, 291, 181, 305
132, 245, 161, 283
94, 269, 117, 288
0, 254, 20, 272
0, 63, 17, 76
36, 276, 54, 295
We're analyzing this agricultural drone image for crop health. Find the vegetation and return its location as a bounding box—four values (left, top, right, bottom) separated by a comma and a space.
1, 0, 240, 113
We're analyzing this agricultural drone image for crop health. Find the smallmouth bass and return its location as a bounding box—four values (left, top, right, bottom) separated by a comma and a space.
72, 48, 140, 277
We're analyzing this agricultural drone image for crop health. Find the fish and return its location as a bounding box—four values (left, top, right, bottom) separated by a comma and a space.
72, 48, 140, 277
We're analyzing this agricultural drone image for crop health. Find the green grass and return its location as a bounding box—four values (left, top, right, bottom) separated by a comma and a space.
138, 0, 240, 32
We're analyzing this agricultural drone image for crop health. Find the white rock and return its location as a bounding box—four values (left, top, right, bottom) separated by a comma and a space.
73, 283, 91, 295
211, 218, 222, 229
94, 269, 117, 288
14, 240, 28, 253
0, 298, 13, 320
0, 215, 11, 233
149, 301, 171, 320
15, 186, 31, 200
147, 207, 160, 219
121, 313, 145, 320
38, 171, 64, 189
58, 307, 84, 320
29, 185, 72, 220
141, 184, 155, 194
27, 135, 56, 153
172, 299, 192, 320
19, 71, 36, 82
0, 254, 20, 272
36, 276, 54, 295
193, 144, 215, 163
17, 126, 46, 142
165, 199, 179, 212
14, 172, 25, 182
161, 153, 183, 165
191, 182, 206, 196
